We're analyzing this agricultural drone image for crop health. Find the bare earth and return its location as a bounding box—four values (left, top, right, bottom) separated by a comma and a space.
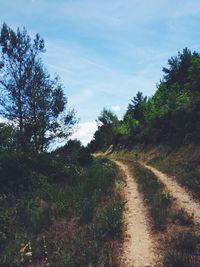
144, 164, 200, 224
114, 160, 157, 267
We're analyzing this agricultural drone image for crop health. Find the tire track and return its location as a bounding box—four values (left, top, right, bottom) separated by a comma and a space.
114, 160, 157, 267
144, 164, 200, 224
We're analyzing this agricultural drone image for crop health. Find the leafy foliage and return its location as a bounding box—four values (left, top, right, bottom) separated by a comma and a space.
89, 108, 118, 152
89, 48, 200, 150
0, 23, 77, 152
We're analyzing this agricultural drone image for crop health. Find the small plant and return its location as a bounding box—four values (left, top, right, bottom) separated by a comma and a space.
95, 200, 125, 238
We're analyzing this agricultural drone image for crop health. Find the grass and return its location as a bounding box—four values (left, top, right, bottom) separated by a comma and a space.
164, 231, 200, 267
112, 149, 200, 266
132, 162, 172, 230
111, 152, 172, 230
0, 157, 124, 266
147, 146, 200, 199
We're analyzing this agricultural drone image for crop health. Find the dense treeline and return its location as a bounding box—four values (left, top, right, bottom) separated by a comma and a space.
89, 48, 200, 151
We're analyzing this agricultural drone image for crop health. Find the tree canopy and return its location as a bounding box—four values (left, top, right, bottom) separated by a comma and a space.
89, 48, 200, 151
0, 23, 77, 152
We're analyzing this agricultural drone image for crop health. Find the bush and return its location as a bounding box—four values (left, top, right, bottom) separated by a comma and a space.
0, 152, 33, 194
54, 139, 93, 166
95, 201, 125, 238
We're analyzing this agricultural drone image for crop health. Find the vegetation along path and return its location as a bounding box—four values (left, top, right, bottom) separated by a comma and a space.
144, 164, 200, 224
113, 160, 157, 267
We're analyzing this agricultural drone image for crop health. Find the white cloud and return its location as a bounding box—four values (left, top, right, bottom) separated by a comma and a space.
0, 116, 9, 124
71, 121, 98, 145
111, 106, 121, 112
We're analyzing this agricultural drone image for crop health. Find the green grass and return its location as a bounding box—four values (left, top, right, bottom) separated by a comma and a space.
132, 162, 172, 230
148, 154, 200, 199
112, 150, 200, 266
111, 152, 172, 230
0, 157, 124, 266
164, 231, 200, 267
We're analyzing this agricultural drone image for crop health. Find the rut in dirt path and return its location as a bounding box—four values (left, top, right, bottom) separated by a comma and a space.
114, 160, 157, 267
144, 164, 200, 224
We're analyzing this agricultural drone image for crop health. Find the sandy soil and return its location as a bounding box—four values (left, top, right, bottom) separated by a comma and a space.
144, 164, 200, 224
114, 160, 157, 267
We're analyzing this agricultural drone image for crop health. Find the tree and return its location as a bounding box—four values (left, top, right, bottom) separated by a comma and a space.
188, 57, 200, 93
97, 108, 118, 126
125, 91, 147, 123
24, 63, 77, 152
162, 48, 194, 87
0, 23, 77, 152
0, 123, 16, 151
88, 109, 118, 151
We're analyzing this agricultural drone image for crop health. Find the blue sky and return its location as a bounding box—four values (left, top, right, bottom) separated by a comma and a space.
1, 0, 200, 144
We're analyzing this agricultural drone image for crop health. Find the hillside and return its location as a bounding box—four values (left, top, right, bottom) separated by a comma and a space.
88, 48, 200, 266
108, 149, 200, 266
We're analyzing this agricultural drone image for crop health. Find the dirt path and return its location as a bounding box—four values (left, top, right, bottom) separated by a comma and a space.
114, 160, 157, 267
144, 164, 200, 224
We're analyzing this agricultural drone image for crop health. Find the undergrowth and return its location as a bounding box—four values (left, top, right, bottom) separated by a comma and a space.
0, 157, 124, 266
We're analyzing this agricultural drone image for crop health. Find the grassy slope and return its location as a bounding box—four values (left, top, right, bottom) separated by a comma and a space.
111, 148, 200, 267
143, 144, 200, 200
0, 157, 124, 267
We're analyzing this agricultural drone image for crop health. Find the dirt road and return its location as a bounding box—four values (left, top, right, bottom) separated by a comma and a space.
114, 160, 157, 267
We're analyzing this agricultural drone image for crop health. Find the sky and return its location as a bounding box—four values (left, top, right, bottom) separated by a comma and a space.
1, 0, 200, 145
